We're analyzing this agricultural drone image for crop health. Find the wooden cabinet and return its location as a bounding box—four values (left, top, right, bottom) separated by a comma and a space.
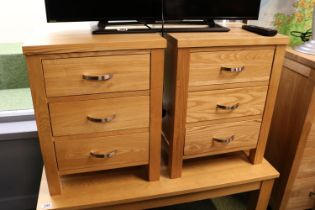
23, 31, 166, 195
266, 48, 315, 210
162, 26, 288, 178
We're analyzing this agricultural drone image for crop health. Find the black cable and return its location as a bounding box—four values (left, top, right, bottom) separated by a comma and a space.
161, 0, 165, 36
291, 29, 312, 42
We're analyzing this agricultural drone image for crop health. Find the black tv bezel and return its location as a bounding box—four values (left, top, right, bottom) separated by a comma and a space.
162, 0, 261, 21
44, 0, 162, 23
44, 0, 261, 23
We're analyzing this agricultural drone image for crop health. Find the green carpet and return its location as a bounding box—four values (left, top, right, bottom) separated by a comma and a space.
0, 43, 32, 112
0, 43, 29, 90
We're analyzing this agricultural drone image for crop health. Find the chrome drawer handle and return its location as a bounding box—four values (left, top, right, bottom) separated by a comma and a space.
216, 103, 240, 111
213, 135, 235, 144
221, 66, 245, 72
82, 73, 113, 81
87, 114, 116, 123
90, 150, 117, 159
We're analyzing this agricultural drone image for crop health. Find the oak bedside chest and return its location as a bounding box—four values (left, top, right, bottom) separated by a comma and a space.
162, 25, 289, 178
23, 29, 166, 195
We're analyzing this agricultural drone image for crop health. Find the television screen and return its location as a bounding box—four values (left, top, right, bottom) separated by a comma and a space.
45, 0, 162, 22
163, 0, 261, 20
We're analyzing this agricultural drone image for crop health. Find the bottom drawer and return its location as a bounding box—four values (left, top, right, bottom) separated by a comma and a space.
184, 120, 261, 157
55, 132, 149, 173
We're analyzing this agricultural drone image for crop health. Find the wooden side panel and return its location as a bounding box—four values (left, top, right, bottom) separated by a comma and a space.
284, 87, 315, 210
43, 54, 150, 97
25, 56, 61, 195
148, 49, 164, 181
250, 45, 286, 164
266, 67, 314, 210
189, 47, 274, 88
162, 43, 190, 178
186, 86, 268, 123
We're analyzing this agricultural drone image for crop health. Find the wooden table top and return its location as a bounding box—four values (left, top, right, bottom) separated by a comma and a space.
37, 153, 279, 210
286, 48, 315, 69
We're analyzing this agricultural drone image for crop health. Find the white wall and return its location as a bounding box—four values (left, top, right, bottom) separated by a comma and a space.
0, 0, 47, 43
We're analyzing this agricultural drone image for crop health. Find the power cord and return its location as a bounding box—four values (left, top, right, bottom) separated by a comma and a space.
161, 0, 165, 36
291, 29, 312, 42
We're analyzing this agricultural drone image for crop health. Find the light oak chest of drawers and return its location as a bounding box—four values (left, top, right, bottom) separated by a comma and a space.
162, 27, 289, 178
23, 31, 166, 195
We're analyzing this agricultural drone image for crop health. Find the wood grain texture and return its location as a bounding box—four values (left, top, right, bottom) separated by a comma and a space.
184, 120, 261, 157
249, 45, 287, 164
36, 153, 279, 210
266, 48, 315, 210
189, 47, 274, 88
165, 26, 289, 49
23, 32, 166, 55
25, 56, 61, 195
188, 81, 270, 92
168, 49, 190, 178
148, 49, 164, 181
55, 132, 149, 172
186, 86, 268, 123
47, 90, 149, 103
283, 88, 315, 210
266, 67, 313, 210
286, 48, 315, 70
49, 96, 149, 136
43, 53, 150, 97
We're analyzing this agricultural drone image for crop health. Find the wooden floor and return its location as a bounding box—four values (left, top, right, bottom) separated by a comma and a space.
36, 152, 279, 210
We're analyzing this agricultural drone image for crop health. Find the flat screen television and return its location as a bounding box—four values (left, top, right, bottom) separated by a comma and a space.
163, 0, 261, 21
44, 0, 262, 33
45, 0, 162, 23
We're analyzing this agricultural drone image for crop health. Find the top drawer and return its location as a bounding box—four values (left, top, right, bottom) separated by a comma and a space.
189, 47, 275, 88
42, 54, 150, 97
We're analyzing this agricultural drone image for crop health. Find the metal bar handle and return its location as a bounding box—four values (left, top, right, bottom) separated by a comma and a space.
87, 114, 116, 123
90, 150, 117, 159
221, 66, 245, 73
213, 135, 235, 144
82, 73, 113, 81
216, 103, 240, 111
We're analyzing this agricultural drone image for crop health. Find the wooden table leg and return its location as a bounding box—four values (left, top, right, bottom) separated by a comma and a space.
248, 179, 275, 210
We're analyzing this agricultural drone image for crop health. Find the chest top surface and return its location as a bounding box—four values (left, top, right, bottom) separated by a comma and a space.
166, 25, 289, 48
23, 25, 166, 55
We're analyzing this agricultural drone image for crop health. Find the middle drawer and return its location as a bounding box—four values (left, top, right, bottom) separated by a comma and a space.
50, 96, 149, 136
186, 86, 268, 123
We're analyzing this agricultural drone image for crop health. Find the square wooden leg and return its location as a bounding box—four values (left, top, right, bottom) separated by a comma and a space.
248, 179, 275, 210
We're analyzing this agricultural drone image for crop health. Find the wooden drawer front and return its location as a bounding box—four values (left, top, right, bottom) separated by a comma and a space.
186, 86, 268, 123
184, 120, 261, 157
55, 132, 149, 172
189, 47, 274, 88
43, 54, 150, 97
50, 96, 149, 136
